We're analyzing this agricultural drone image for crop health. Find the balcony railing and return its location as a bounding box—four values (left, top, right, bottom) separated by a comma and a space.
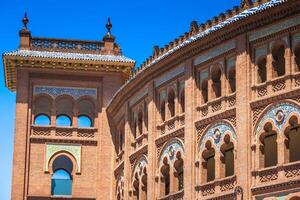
157, 113, 185, 135
157, 190, 184, 200
30, 125, 97, 142
197, 93, 236, 119
252, 73, 300, 100
196, 175, 236, 198
251, 161, 300, 195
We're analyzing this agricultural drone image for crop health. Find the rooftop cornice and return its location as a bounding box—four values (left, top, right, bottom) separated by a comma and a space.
107, 0, 294, 113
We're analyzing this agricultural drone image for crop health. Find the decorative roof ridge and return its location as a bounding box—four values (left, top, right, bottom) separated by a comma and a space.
3, 49, 135, 63
31, 36, 105, 44
108, 0, 287, 108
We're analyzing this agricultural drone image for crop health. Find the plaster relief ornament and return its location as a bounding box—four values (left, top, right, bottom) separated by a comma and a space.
168, 146, 175, 160
275, 109, 285, 124
213, 128, 221, 142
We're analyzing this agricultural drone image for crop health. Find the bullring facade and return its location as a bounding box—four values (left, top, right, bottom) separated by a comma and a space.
3, 0, 300, 199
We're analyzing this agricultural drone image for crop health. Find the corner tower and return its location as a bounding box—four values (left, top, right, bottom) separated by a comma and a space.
3, 14, 135, 200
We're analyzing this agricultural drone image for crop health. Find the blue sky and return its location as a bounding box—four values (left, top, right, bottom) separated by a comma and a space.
0, 0, 238, 199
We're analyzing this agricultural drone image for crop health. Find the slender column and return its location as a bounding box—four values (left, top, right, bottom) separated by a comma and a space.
285, 45, 292, 89
184, 58, 196, 199
266, 53, 273, 81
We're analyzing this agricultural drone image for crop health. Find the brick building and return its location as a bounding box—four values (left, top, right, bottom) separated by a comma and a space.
2, 0, 300, 199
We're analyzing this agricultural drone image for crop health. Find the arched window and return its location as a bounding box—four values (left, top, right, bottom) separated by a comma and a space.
174, 152, 184, 191
257, 57, 267, 83
160, 159, 170, 196
133, 173, 140, 200
286, 116, 300, 163
34, 114, 51, 126
202, 141, 215, 182
78, 99, 95, 126
78, 115, 92, 127
141, 168, 147, 200
294, 44, 300, 72
201, 79, 208, 103
51, 155, 73, 196
211, 66, 222, 98
56, 115, 72, 126
228, 68, 236, 93
168, 89, 175, 118
221, 135, 234, 177
179, 89, 185, 113
260, 123, 278, 168
272, 43, 285, 77
138, 111, 143, 136
160, 100, 166, 122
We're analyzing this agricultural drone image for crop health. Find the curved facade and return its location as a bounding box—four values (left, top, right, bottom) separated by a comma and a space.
3, 0, 300, 200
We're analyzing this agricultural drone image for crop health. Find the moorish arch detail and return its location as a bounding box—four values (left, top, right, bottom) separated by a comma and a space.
255, 101, 300, 139
159, 138, 184, 166
132, 156, 148, 179
45, 143, 81, 173
198, 121, 237, 152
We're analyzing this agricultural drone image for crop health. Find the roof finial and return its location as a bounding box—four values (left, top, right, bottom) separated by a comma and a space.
22, 12, 29, 30
103, 17, 115, 42
106, 17, 112, 34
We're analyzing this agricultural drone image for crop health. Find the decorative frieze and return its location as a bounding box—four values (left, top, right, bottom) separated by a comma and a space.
34, 85, 97, 99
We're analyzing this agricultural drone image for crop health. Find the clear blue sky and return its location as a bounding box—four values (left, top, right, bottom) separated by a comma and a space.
0, 0, 238, 199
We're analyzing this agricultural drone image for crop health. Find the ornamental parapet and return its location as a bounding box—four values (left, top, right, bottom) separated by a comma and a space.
30, 125, 97, 144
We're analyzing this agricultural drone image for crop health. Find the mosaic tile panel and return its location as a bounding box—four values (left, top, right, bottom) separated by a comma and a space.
255, 102, 300, 138
154, 64, 185, 87
194, 40, 235, 66
199, 122, 237, 152
45, 143, 81, 173
159, 139, 184, 166
34, 85, 97, 99
249, 15, 300, 42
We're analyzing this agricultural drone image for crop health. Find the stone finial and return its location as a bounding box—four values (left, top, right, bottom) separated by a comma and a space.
241, 0, 253, 9
189, 20, 198, 35
103, 17, 115, 42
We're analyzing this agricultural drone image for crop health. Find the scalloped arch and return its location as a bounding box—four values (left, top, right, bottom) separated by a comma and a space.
254, 101, 300, 139
159, 138, 184, 166
198, 120, 237, 152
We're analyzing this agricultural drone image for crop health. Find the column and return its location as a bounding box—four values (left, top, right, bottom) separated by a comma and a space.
235, 34, 251, 199
184, 58, 196, 199
124, 102, 131, 200
11, 69, 29, 200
